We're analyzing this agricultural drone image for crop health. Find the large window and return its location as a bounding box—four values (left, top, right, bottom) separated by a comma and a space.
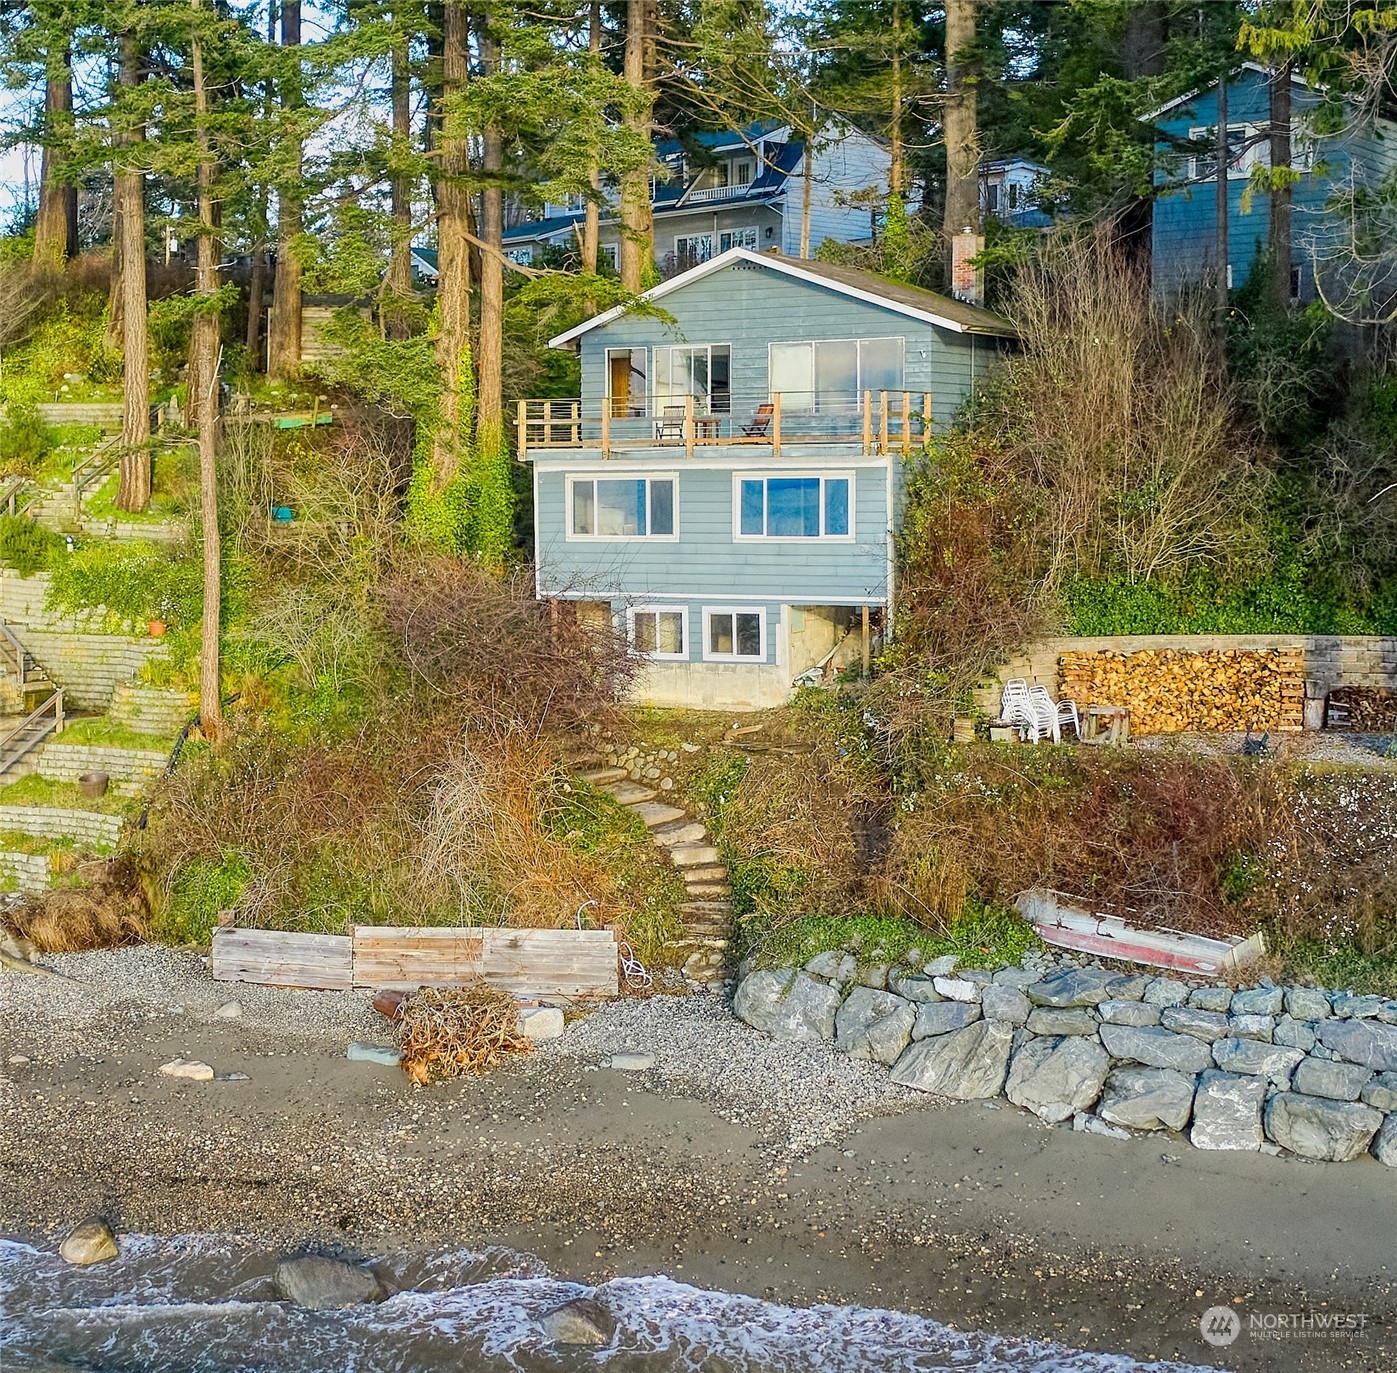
736, 474, 852, 540
570, 476, 676, 538
675, 233, 714, 263
654, 344, 731, 414
768, 337, 904, 412
703, 606, 765, 661
720, 227, 758, 251
627, 605, 688, 660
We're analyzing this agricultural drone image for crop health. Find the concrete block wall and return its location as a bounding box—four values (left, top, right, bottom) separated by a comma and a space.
22, 632, 166, 709
0, 850, 50, 892
37, 742, 169, 796
109, 683, 195, 735
0, 805, 123, 851
0, 572, 109, 634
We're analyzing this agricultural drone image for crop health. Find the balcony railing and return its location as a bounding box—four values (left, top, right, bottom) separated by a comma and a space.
683, 182, 753, 204
517, 390, 934, 460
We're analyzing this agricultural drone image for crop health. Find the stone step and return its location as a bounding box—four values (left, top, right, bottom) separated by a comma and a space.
682, 864, 728, 883
578, 766, 627, 785
631, 801, 687, 829
655, 822, 708, 847
604, 781, 657, 805
685, 881, 732, 899
669, 844, 720, 868
677, 900, 733, 917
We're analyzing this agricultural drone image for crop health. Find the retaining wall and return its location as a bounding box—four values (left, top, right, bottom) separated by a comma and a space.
0, 805, 123, 850
37, 742, 169, 795
109, 683, 194, 735
0, 850, 50, 893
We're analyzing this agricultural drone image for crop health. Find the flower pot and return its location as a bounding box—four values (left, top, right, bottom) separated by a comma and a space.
79, 772, 109, 799
147, 620, 166, 637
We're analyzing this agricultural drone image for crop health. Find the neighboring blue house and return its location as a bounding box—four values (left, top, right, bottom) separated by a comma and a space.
504, 122, 890, 275
520, 248, 1014, 710
1150, 63, 1397, 298
981, 158, 1053, 230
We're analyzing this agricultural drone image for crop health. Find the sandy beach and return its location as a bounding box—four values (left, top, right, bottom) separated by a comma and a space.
0, 948, 1392, 1371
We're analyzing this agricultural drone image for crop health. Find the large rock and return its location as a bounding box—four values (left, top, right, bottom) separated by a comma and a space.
981, 983, 1031, 1025
1274, 1016, 1316, 1052
1373, 1113, 1397, 1166
913, 1000, 981, 1039
1098, 1067, 1195, 1132
519, 1006, 565, 1041
923, 954, 959, 977
1211, 1038, 1304, 1087
889, 972, 943, 1003
733, 970, 840, 1043
1025, 1007, 1099, 1037
1264, 1093, 1384, 1162
1143, 978, 1188, 1008
59, 1218, 118, 1266
1331, 991, 1386, 1020
1292, 1057, 1373, 1102
933, 976, 980, 1003
1189, 1071, 1267, 1151
1024, 968, 1120, 1008
1098, 1024, 1213, 1074
540, 1297, 616, 1346
1231, 985, 1284, 1017
1099, 999, 1160, 1027
835, 987, 914, 1065
1005, 1035, 1109, 1123
991, 966, 1039, 988
805, 951, 857, 989
274, 1256, 385, 1310
1285, 986, 1331, 1021
1188, 986, 1233, 1013
1315, 1018, 1397, 1072
1361, 1071, 1397, 1113
1159, 1007, 1229, 1041
890, 1020, 1015, 1100
1228, 1014, 1275, 1042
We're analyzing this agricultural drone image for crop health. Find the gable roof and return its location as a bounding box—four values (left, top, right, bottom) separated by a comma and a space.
1143, 62, 1317, 123
547, 248, 1016, 348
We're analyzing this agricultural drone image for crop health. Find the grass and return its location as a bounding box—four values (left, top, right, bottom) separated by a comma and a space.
0, 772, 135, 815
1271, 934, 1397, 998
58, 714, 177, 752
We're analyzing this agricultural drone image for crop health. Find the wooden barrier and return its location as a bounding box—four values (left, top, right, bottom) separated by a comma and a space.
211, 924, 620, 999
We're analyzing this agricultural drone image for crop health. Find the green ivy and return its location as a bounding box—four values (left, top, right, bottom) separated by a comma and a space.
158, 851, 251, 944
46, 541, 203, 629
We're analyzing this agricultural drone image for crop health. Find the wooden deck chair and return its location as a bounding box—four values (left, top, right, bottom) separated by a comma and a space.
742, 402, 774, 438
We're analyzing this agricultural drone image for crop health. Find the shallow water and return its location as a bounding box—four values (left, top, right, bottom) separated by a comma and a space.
0, 1235, 1222, 1373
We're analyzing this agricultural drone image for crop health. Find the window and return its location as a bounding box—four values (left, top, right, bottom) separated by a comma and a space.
719, 227, 759, 251
768, 337, 905, 411
606, 347, 647, 417
704, 607, 765, 661
736, 474, 852, 540
1188, 123, 1267, 181
569, 476, 676, 538
505, 246, 534, 265
628, 605, 687, 660
654, 344, 731, 414
675, 233, 714, 264
732, 158, 756, 187
600, 243, 620, 270
985, 182, 1000, 212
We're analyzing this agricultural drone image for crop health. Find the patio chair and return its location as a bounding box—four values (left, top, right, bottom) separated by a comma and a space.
742, 402, 774, 438
654, 405, 687, 441
1056, 699, 1080, 740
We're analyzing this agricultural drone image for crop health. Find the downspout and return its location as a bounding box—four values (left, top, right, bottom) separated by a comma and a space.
885, 448, 896, 646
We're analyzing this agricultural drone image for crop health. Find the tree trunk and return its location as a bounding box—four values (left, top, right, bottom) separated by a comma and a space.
267, 1, 303, 380
1121, 2, 1166, 79
115, 33, 151, 512
431, 1, 472, 490
619, 0, 655, 292
478, 23, 504, 442
385, 25, 414, 338
890, 1, 904, 199
1216, 73, 1229, 324
33, 57, 77, 274
105, 199, 124, 352
942, 0, 979, 274
191, 0, 223, 741
801, 133, 813, 258
581, 0, 602, 274
245, 248, 266, 359
1269, 61, 1293, 305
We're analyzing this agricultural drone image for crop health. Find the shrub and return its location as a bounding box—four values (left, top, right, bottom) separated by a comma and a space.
46, 541, 203, 628
0, 405, 53, 476
156, 851, 251, 945
0, 514, 63, 576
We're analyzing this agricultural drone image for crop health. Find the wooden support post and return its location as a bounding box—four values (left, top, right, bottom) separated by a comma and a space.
772, 392, 782, 461
923, 391, 932, 442
901, 392, 911, 453
861, 606, 870, 678
878, 391, 889, 455
862, 389, 872, 452
684, 393, 695, 460
600, 399, 610, 459
54, 688, 64, 735
516, 399, 527, 454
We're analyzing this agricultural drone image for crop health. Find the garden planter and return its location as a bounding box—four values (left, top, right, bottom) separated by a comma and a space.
78, 772, 109, 799
147, 620, 166, 637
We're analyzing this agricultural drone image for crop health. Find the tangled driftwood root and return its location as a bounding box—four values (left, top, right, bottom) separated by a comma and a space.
395, 982, 533, 1084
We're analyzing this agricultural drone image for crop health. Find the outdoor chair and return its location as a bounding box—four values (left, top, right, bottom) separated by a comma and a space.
654, 405, 687, 442
742, 402, 774, 438
1056, 699, 1080, 740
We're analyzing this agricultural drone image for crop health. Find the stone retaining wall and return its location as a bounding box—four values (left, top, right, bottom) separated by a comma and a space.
0, 850, 50, 892
109, 683, 194, 735
23, 633, 166, 709
0, 805, 123, 851
734, 952, 1397, 1167
37, 742, 168, 795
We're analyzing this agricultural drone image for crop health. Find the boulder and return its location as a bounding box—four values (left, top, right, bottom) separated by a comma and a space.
889, 1020, 1015, 1100
991, 966, 1039, 989
1189, 1071, 1267, 1151
519, 1006, 565, 1041
1331, 992, 1387, 1020
1291, 1057, 1373, 1103
1264, 1093, 1383, 1162
1098, 1067, 1195, 1132
923, 954, 959, 977
346, 1043, 402, 1067
1231, 986, 1284, 1017
1211, 1038, 1304, 1087
912, 1000, 981, 1039
1099, 1000, 1160, 1028
888, 973, 944, 1003
1005, 1035, 1109, 1123
932, 976, 980, 1003
1187, 986, 1233, 1013
980, 984, 1031, 1026
854, 964, 890, 991
1143, 978, 1188, 1008
212, 1000, 243, 1020
804, 951, 857, 989
540, 1297, 617, 1346
1098, 1024, 1213, 1074
274, 1256, 385, 1310
1108, 975, 1150, 1001
1025, 1007, 1098, 1037
1072, 1112, 1131, 1140
1024, 968, 1120, 1008
1373, 1113, 1397, 1166
835, 987, 915, 1065
1159, 1007, 1229, 1041
1360, 1071, 1397, 1113
1273, 1016, 1316, 1052
1228, 1014, 1275, 1043
958, 968, 996, 987
159, 1058, 215, 1082
1284, 986, 1332, 1022
734, 970, 840, 1043
59, 1218, 118, 1266
1313, 1019, 1397, 1073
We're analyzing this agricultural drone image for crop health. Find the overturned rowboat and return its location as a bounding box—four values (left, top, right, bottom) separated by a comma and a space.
1014, 888, 1265, 976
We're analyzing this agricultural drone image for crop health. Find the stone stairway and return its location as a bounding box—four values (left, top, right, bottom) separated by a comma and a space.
574, 762, 733, 985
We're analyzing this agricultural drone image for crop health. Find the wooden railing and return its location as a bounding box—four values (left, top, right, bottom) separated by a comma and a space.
70, 436, 121, 513
516, 389, 934, 460
0, 688, 63, 777
0, 620, 30, 689
0, 476, 36, 518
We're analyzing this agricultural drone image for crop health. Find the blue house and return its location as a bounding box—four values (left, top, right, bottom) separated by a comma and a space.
1150, 63, 1397, 298
521, 248, 1014, 710
504, 121, 890, 275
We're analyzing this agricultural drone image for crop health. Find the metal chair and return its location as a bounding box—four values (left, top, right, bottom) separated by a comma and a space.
654, 405, 687, 441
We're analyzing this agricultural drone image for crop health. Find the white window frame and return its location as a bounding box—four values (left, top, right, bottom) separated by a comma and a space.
674, 232, 714, 262
504, 246, 534, 265
766, 336, 906, 413
1188, 123, 1267, 181
625, 603, 689, 661
653, 342, 733, 415
600, 243, 620, 270
702, 605, 766, 662
566, 472, 679, 542
732, 471, 856, 543
732, 157, 756, 186
720, 227, 759, 251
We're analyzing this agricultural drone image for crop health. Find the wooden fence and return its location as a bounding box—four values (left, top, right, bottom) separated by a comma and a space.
211, 924, 620, 999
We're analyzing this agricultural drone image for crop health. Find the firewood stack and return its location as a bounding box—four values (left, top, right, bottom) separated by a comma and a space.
1324, 686, 1397, 732
1057, 647, 1305, 734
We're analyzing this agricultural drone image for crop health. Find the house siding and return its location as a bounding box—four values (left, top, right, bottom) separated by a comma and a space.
782, 134, 889, 254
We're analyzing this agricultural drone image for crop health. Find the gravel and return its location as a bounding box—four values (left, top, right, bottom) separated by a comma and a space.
542, 993, 930, 1155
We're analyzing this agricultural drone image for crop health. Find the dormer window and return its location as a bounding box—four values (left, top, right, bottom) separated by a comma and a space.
732, 158, 755, 187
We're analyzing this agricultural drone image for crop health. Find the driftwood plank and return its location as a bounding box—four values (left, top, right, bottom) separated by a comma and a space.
212, 929, 353, 990
479, 928, 619, 999
351, 926, 487, 990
